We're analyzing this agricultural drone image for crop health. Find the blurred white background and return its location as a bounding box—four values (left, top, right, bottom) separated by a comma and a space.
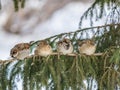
0, 0, 95, 59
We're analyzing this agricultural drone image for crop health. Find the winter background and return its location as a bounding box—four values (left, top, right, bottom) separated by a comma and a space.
0, 0, 105, 60
0, 0, 105, 89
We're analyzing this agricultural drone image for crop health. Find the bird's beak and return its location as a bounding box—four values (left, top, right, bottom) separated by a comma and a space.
11, 55, 14, 58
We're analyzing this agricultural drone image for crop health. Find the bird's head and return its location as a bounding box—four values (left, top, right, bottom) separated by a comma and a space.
10, 48, 18, 58
78, 39, 95, 46
37, 40, 48, 47
63, 38, 71, 44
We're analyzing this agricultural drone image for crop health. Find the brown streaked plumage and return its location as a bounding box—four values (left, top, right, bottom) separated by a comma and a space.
78, 39, 96, 55
10, 43, 30, 59
34, 40, 52, 56
57, 38, 73, 55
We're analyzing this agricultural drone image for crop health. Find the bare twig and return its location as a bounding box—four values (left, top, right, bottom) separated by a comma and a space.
0, 59, 17, 64
0, 52, 103, 64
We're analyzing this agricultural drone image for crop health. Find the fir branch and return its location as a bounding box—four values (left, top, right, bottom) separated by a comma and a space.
1, 23, 119, 64
0, 0, 1, 9
47, 23, 120, 40
13, 0, 19, 11
31, 23, 120, 46
79, 0, 120, 28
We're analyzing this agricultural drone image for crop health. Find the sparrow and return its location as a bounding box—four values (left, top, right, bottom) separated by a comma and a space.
57, 38, 73, 55
34, 40, 52, 56
78, 39, 96, 55
10, 43, 30, 59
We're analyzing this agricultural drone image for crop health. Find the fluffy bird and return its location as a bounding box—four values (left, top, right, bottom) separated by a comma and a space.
57, 38, 73, 55
10, 43, 30, 59
34, 40, 52, 56
78, 39, 96, 55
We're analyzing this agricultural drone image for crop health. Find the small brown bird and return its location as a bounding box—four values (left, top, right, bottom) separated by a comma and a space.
10, 43, 30, 59
78, 39, 96, 55
57, 38, 73, 55
34, 40, 52, 56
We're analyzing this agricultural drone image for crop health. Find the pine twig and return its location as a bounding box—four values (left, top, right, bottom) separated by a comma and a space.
47, 23, 120, 39
31, 23, 120, 46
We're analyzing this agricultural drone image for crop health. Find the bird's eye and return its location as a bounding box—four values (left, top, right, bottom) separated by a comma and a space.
37, 44, 39, 46
66, 40, 69, 43
13, 50, 17, 54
